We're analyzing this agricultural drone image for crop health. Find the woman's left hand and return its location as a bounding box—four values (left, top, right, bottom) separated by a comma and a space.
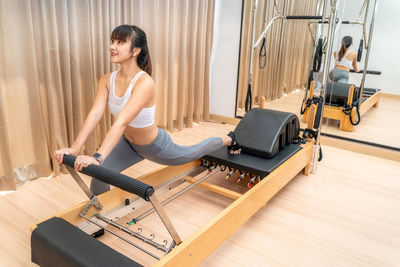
74, 155, 99, 172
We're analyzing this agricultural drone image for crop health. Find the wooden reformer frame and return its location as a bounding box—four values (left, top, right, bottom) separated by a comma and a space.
31, 140, 314, 266
302, 81, 381, 132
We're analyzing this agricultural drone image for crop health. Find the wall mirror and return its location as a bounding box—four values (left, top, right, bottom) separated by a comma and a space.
322, 0, 400, 150
236, 0, 400, 151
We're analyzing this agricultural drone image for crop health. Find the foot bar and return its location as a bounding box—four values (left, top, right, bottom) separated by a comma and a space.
62, 154, 154, 201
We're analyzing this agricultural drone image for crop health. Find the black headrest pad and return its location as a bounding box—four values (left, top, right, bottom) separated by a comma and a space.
234, 108, 299, 158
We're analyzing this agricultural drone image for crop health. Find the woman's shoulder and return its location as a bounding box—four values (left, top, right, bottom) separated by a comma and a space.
133, 72, 155, 95
99, 72, 114, 81
138, 72, 154, 86
349, 50, 358, 58
97, 72, 114, 90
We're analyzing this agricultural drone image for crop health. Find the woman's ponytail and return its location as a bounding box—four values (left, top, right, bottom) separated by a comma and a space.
131, 25, 152, 76
137, 44, 152, 76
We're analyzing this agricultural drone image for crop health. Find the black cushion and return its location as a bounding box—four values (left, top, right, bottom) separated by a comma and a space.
234, 108, 299, 158
326, 82, 359, 106
31, 217, 142, 267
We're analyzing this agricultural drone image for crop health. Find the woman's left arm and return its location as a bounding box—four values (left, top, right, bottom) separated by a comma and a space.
96, 77, 155, 159
352, 53, 359, 73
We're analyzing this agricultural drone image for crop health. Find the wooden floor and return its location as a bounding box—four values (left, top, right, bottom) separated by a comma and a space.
237, 91, 400, 148
1, 121, 400, 266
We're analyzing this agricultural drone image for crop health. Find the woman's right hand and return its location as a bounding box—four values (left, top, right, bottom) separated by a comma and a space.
54, 148, 78, 164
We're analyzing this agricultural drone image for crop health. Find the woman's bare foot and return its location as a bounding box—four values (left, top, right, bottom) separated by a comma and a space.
222, 135, 241, 154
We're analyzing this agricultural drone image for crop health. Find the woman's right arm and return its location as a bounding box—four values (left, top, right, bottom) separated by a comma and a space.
54, 73, 110, 163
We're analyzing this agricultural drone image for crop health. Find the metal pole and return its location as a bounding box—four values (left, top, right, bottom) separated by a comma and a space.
249, 0, 258, 83
134, 167, 221, 222
319, 0, 328, 37
363, 0, 370, 35
308, 21, 367, 48
80, 214, 161, 260
149, 194, 182, 245
313, 0, 339, 171
94, 214, 169, 252
253, 16, 285, 48
359, 0, 378, 110
302, 0, 327, 110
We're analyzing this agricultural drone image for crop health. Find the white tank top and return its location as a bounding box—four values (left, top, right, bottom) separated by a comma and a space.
335, 49, 353, 69
108, 70, 155, 128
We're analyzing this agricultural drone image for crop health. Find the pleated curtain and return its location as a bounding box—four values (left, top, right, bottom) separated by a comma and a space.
237, 0, 320, 109
0, 0, 214, 190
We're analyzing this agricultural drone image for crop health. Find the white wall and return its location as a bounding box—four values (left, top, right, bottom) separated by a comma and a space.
333, 0, 400, 95
209, 0, 243, 117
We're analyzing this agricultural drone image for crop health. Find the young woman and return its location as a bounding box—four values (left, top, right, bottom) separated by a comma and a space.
329, 36, 359, 83
54, 25, 239, 195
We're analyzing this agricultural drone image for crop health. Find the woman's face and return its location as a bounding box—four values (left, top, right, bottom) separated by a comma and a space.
109, 38, 133, 63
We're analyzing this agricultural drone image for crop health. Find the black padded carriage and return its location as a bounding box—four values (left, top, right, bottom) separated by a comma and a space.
203, 144, 301, 177
31, 217, 142, 267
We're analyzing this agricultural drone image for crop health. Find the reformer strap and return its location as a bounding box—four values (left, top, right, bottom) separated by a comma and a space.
342, 101, 361, 126
300, 96, 319, 115
313, 38, 323, 72
62, 155, 154, 201
357, 39, 363, 62
313, 96, 324, 129
259, 37, 267, 69
245, 82, 252, 112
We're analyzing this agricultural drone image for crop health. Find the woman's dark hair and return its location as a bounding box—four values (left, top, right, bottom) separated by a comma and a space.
111, 25, 152, 76
338, 36, 353, 61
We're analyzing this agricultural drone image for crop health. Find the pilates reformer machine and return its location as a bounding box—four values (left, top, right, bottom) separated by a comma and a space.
301, 0, 381, 132
30, 108, 314, 266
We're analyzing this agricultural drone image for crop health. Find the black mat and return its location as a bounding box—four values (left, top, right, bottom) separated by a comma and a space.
31, 217, 142, 267
202, 144, 301, 177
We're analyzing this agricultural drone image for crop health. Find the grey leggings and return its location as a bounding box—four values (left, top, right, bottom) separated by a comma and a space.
90, 128, 223, 195
329, 68, 349, 83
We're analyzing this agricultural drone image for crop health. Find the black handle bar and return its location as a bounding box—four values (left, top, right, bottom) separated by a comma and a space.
62, 154, 154, 201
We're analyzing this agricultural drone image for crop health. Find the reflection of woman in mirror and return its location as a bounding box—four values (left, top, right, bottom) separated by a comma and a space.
329, 36, 359, 83
53, 25, 238, 195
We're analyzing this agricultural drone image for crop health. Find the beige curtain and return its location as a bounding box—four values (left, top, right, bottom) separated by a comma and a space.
237, 0, 319, 109
0, 0, 214, 190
